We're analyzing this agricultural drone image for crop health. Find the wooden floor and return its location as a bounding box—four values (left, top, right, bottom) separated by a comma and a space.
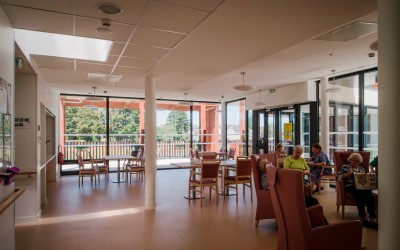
16, 169, 378, 250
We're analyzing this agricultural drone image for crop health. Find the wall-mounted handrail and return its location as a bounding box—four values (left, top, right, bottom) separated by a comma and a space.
0, 188, 25, 215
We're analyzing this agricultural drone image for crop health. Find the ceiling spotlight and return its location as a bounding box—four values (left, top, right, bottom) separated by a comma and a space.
96, 18, 112, 34
97, 3, 123, 15
85, 87, 104, 102
178, 93, 192, 106
233, 72, 256, 91
326, 70, 341, 93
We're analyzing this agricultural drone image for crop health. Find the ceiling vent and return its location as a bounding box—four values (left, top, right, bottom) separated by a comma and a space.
97, 3, 123, 15
315, 22, 377, 42
87, 73, 122, 87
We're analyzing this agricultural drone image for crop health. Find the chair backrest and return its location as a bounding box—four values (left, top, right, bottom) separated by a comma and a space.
251, 155, 262, 190
267, 168, 310, 250
236, 158, 252, 176
201, 160, 220, 179
219, 147, 226, 153
194, 150, 200, 159
202, 152, 217, 160
189, 149, 195, 160
228, 148, 236, 158
77, 155, 84, 170
334, 151, 370, 174
259, 153, 278, 167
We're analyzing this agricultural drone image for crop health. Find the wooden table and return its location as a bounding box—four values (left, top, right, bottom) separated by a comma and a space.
103, 155, 137, 183
170, 160, 236, 199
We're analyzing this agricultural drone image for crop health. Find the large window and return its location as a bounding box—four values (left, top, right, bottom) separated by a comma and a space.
227, 99, 246, 157
363, 71, 378, 158
319, 69, 378, 162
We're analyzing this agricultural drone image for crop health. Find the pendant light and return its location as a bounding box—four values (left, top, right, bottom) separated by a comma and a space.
254, 89, 266, 107
178, 93, 192, 106
85, 87, 104, 102
215, 95, 224, 113
326, 70, 341, 93
233, 72, 256, 91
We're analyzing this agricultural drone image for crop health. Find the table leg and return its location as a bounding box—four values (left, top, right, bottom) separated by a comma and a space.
112, 158, 126, 183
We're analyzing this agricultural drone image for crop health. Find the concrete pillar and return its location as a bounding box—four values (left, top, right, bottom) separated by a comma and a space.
378, 0, 400, 248
319, 77, 330, 156
144, 77, 156, 209
221, 101, 227, 150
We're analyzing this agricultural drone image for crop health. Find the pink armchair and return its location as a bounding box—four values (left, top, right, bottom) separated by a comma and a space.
250, 154, 276, 227
334, 151, 370, 219
266, 167, 362, 250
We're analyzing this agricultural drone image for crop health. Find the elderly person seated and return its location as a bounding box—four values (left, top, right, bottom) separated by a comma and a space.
284, 145, 327, 224
284, 145, 309, 174
306, 143, 332, 194
336, 153, 377, 229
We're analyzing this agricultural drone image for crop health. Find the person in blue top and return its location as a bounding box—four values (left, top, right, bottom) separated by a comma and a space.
306, 143, 331, 194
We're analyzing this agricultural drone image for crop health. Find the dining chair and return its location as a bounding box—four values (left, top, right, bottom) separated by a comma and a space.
89, 152, 109, 182
218, 147, 227, 160
189, 148, 195, 160
224, 157, 253, 203
126, 150, 145, 183
188, 160, 220, 206
227, 147, 236, 160
78, 154, 97, 187
266, 167, 362, 250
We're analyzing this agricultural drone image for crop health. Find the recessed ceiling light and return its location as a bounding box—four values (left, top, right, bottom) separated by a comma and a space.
97, 3, 123, 15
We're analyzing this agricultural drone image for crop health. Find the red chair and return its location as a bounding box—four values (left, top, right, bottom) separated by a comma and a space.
202, 152, 217, 160
250, 154, 275, 227
188, 160, 220, 206
224, 157, 253, 203
334, 151, 370, 219
227, 147, 236, 160
267, 167, 362, 250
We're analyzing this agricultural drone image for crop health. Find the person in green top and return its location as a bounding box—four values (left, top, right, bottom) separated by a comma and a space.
284, 145, 310, 174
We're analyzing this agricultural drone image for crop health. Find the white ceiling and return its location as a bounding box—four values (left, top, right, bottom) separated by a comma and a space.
1, 0, 377, 101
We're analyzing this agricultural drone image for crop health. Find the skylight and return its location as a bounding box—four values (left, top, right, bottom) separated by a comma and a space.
15, 29, 113, 62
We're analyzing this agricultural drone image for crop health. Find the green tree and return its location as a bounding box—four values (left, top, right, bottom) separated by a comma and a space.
165, 111, 190, 140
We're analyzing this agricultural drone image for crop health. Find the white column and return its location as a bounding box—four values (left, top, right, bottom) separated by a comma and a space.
319, 77, 329, 155
221, 101, 227, 150
379, 0, 400, 248
144, 77, 156, 209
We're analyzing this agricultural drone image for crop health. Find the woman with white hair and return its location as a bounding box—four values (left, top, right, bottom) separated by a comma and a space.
337, 153, 377, 229
283, 145, 309, 174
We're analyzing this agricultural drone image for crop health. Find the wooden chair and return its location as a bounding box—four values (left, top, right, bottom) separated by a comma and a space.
202, 152, 217, 160
78, 155, 97, 187
89, 152, 109, 182
250, 154, 276, 227
224, 157, 253, 203
217, 147, 227, 159
194, 149, 200, 160
126, 150, 145, 183
189, 148, 195, 160
267, 167, 362, 250
227, 147, 236, 160
188, 160, 220, 206
334, 151, 370, 219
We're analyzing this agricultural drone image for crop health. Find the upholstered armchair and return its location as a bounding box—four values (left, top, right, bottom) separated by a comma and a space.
334, 151, 370, 219
250, 154, 277, 227
267, 167, 362, 250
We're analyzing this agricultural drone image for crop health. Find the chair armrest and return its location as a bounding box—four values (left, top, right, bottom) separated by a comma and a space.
336, 179, 346, 205
308, 221, 362, 250
307, 205, 325, 228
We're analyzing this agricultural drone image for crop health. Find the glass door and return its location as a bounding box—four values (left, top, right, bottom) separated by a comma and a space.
279, 108, 295, 155
267, 111, 275, 152
299, 104, 311, 158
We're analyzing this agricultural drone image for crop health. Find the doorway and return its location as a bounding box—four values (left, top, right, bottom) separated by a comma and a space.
253, 102, 318, 158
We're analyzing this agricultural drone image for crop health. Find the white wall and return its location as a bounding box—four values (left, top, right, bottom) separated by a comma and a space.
245, 81, 316, 110
0, 5, 15, 250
